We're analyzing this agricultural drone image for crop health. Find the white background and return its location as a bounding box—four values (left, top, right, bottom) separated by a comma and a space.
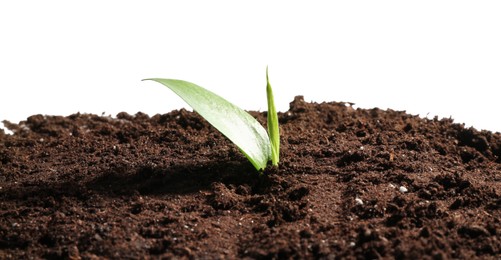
1, 1, 500, 132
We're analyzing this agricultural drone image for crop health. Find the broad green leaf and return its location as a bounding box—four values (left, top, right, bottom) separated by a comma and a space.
144, 78, 271, 170
266, 68, 280, 166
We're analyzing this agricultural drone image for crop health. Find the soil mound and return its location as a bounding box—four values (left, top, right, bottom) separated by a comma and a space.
1, 96, 500, 259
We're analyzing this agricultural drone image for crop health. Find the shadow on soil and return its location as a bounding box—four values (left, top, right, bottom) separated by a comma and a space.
1, 161, 280, 203
86, 160, 265, 196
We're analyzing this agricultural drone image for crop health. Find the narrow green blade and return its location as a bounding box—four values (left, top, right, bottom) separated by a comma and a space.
144, 78, 271, 170
266, 68, 280, 166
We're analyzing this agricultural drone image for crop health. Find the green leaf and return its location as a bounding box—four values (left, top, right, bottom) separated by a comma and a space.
266, 67, 280, 166
144, 78, 271, 170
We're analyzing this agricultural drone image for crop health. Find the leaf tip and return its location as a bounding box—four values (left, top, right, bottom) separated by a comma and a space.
266, 66, 269, 82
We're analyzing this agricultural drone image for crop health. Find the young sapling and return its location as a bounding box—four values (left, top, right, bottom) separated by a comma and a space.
143, 69, 280, 171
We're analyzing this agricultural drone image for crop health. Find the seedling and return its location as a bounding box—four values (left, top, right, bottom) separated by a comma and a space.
144, 69, 280, 171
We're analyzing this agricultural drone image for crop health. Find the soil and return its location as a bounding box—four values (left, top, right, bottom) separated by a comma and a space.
1, 96, 500, 259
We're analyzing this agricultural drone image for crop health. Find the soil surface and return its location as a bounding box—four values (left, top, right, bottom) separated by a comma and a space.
1, 96, 500, 259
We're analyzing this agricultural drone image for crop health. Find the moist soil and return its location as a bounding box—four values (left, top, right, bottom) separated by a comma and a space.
1, 96, 500, 259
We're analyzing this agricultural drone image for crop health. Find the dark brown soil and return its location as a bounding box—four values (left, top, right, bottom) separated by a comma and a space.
1, 96, 500, 259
